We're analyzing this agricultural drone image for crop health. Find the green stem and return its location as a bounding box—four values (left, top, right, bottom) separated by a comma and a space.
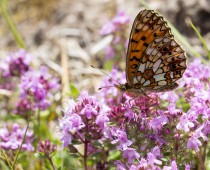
196, 151, 206, 170
190, 21, 210, 61
12, 116, 30, 168
84, 139, 88, 170
0, 0, 25, 48
0, 147, 13, 170
47, 155, 56, 170
202, 141, 208, 167
84, 118, 89, 170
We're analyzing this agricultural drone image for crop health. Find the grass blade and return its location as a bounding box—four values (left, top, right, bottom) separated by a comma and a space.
0, 0, 25, 48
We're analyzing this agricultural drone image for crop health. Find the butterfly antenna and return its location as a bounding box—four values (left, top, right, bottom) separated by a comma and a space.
98, 86, 114, 90
91, 65, 121, 85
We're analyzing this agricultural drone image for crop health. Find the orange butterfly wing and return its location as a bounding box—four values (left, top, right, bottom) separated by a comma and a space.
135, 37, 187, 92
126, 9, 173, 86
126, 9, 187, 93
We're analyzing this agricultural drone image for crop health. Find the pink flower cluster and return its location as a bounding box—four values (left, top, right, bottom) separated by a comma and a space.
0, 123, 34, 151
0, 49, 31, 78
17, 66, 60, 113
100, 11, 130, 36
0, 49, 60, 115
59, 91, 110, 149
59, 59, 209, 169
100, 11, 130, 60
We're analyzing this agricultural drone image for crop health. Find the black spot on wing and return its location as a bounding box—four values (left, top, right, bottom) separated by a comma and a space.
130, 56, 141, 62
141, 36, 146, 41
131, 39, 138, 43
143, 43, 149, 47
131, 50, 140, 52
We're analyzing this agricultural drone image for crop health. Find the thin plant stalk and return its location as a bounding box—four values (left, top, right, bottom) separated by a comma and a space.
84, 139, 88, 170
189, 21, 210, 61
0, 0, 25, 48
12, 112, 30, 168
47, 155, 56, 170
0, 147, 13, 170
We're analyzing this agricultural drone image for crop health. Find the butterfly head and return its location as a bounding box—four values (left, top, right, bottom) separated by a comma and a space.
114, 84, 127, 92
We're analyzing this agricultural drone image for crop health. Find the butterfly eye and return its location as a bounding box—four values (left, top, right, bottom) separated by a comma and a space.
121, 85, 127, 91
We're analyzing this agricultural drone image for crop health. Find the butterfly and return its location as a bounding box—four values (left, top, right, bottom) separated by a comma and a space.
114, 9, 187, 98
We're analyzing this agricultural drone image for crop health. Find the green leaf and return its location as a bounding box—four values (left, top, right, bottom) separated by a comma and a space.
190, 21, 210, 61
34, 153, 46, 159
0, 0, 25, 48
104, 60, 113, 71
107, 150, 121, 161
0, 159, 10, 170
69, 83, 79, 98
176, 97, 190, 112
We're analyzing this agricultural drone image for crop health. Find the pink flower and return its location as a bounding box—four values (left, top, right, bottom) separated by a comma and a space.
95, 114, 109, 129
163, 160, 178, 170
147, 152, 162, 165
149, 114, 169, 131
176, 115, 194, 132
100, 11, 130, 35
0, 49, 31, 77
122, 147, 140, 163
59, 91, 109, 147
187, 124, 208, 152
0, 124, 34, 151
106, 127, 132, 150
81, 104, 98, 119
18, 66, 60, 111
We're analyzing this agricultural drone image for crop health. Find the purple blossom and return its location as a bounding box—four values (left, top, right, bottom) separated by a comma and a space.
122, 147, 140, 163
124, 102, 136, 121
65, 114, 85, 132
112, 11, 130, 25
185, 164, 190, 170
60, 113, 85, 146
188, 94, 209, 120
95, 114, 109, 129
147, 152, 162, 165
159, 91, 182, 114
159, 91, 178, 103
17, 66, 60, 111
0, 81, 16, 91
100, 11, 130, 35
187, 135, 202, 152
15, 98, 34, 116
0, 123, 34, 151
151, 146, 162, 158
163, 160, 178, 170
127, 152, 162, 170
181, 59, 210, 98
115, 161, 127, 170
176, 115, 194, 132
149, 114, 169, 131
0, 49, 31, 77
137, 158, 151, 169
81, 104, 98, 119
38, 140, 56, 156
187, 124, 208, 152
105, 127, 132, 150
202, 121, 210, 136
183, 59, 210, 81
59, 91, 109, 147
100, 22, 116, 35
60, 131, 73, 147
105, 45, 116, 60
99, 68, 127, 106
